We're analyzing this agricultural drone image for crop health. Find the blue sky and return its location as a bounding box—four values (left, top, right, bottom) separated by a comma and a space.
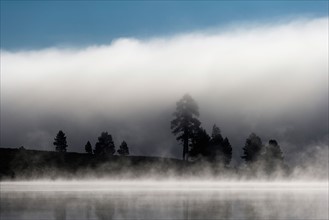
1, 1, 328, 50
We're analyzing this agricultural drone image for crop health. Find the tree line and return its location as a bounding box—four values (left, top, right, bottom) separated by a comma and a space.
53, 94, 285, 173
53, 131, 129, 156
171, 94, 286, 173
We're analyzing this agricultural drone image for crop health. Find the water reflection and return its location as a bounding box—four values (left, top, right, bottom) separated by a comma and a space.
94, 199, 115, 220
54, 201, 66, 220
1, 185, 328, 220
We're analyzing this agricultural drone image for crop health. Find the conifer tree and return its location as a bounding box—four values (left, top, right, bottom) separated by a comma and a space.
94, 132, 115, 156
171, 94, 201, 161
189, 127, 210, 159
209, 125, 232, 166
117, 141, 129, 156
53, 130, 68, 152
85, 141, 93, 154
264, 139, 284, 173
222, 137, 232, 166
266, 140, 284, 161
241, 133, 263, 164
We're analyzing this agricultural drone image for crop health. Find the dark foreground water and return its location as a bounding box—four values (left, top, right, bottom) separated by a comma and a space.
1, 181, 328, 220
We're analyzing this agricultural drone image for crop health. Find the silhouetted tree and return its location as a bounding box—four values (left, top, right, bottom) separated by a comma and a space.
264, 139, 284, 173
189, 125, 232, 166
53, 130, 68, 152
265, 140, 284, 161
94, 132, 115, 156
208, 124, 232, 166
208, 124, 223, 161
189, 127, 210, 160
171, 94, 201, 161
117, 141, 129, 156
222, 137, 232, 166
85, 141, 93, 154
241, 133, 263, 164
211, 124, 222, 139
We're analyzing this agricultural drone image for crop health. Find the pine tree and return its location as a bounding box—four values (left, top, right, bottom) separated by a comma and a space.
208, 125, 232, 166
85, 141, 93, 154
208, 125, 223, 162
211, 124, 222, 140
189, 127, 210, 160
266, 140, 284, 161
264, 139, 284, 173
241, 133, 263, 164
171, 94, 201, 161
94, 132, 115, 156
117, 141, 129, 156
222, 137, 232, 166
53, 130, 68, 152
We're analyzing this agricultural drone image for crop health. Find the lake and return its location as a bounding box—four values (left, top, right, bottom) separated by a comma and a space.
1, 181, 328, 220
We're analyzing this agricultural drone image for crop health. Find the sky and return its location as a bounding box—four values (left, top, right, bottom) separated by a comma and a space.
1, 1, 328, 49
1, 1, 328, 168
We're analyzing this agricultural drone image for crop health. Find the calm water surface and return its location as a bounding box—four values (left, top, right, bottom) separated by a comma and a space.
1, 181, 328, 220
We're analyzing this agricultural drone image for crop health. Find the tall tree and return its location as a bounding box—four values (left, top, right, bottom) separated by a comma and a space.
171, 94, 201, 161
85, 141, 93, 154
117, 141, 130, 156
94, 132, 115, 156
53, 130, 68, 152
241, 133, 263, 164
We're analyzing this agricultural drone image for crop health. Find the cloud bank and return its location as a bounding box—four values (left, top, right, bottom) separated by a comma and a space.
1, 17, 328, 168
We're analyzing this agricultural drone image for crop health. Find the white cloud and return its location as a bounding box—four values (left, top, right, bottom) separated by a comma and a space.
1, 17, 328, 159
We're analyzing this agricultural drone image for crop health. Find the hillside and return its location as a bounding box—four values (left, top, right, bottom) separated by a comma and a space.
0, 148, 189, 180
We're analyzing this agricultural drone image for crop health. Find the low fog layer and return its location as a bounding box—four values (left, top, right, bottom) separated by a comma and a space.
1, 181, 328, 220
1, 17, 328, 170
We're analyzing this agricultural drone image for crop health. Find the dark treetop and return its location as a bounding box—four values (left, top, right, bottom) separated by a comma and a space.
53, 130, 68, 153
94, 132, 115, 156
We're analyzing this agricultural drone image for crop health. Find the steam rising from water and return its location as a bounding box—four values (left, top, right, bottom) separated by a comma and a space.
1, 180, 328, 192
1, 11, 328, 220
1, 181, 328, 220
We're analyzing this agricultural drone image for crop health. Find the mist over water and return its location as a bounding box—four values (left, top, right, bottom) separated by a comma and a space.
1, 181, 328, 220
1, 5, 328, 220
